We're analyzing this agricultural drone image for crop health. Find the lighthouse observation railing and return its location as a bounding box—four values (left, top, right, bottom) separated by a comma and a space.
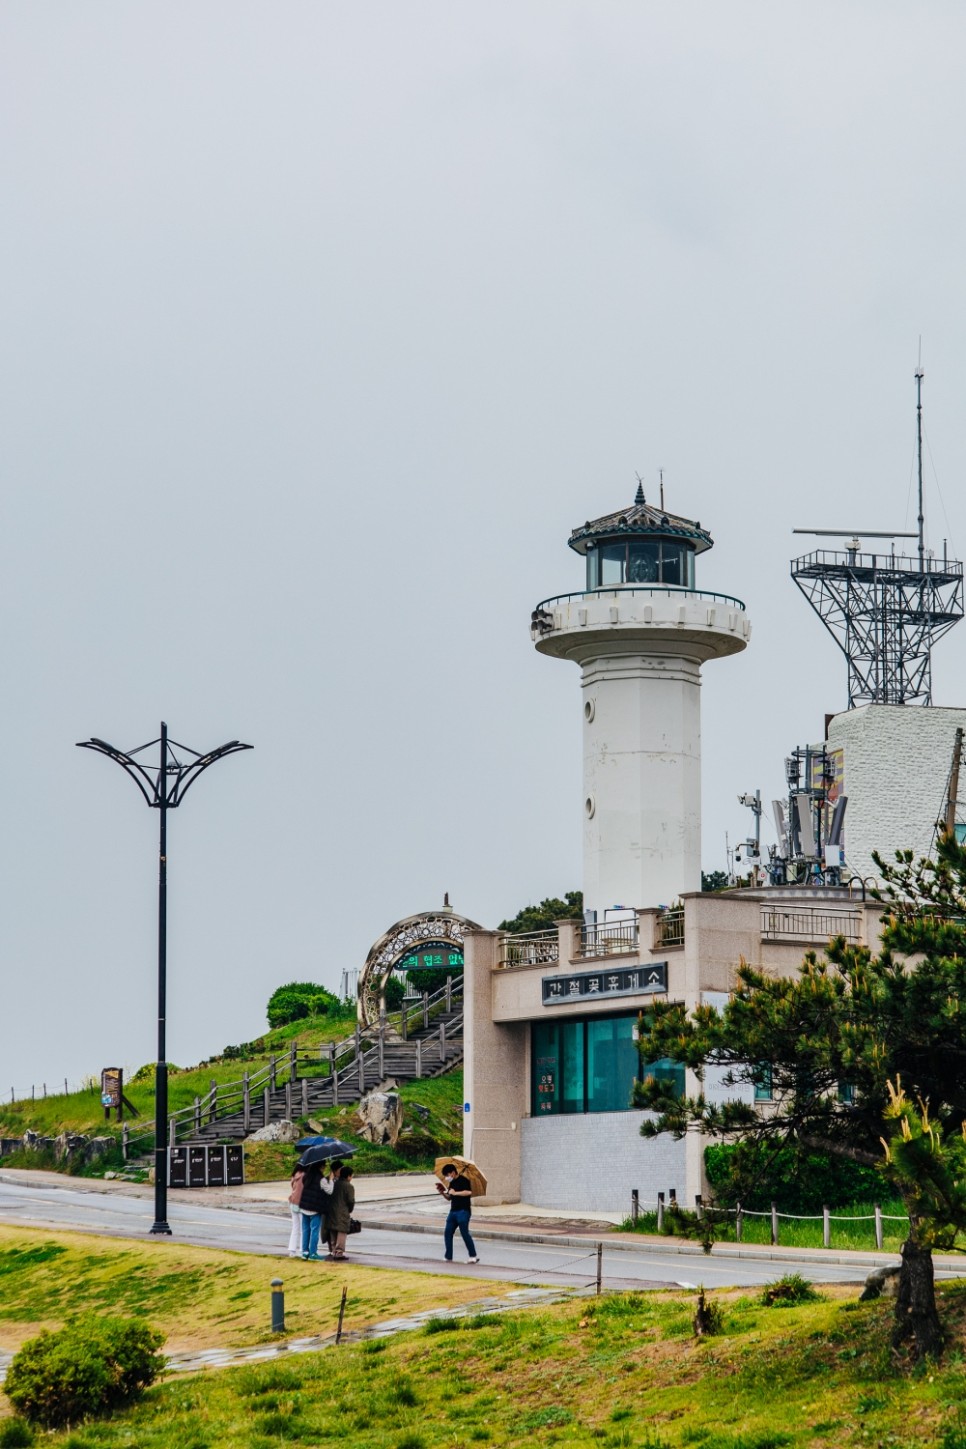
580, 921, 639, 958
532, 586, 747, 614
654, 908, 685, 948
760, 906, 861, 944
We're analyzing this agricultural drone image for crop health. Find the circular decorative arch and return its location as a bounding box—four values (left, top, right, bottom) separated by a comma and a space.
358, 908, 481, 1028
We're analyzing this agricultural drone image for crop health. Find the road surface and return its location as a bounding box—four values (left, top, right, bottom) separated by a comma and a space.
0, 1176, 890, 1292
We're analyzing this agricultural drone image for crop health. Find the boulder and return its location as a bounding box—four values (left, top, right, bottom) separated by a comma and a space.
859, 1263, 902, 1301
53, 1133, 116, 1168
22, 1130, 55, 1154
356, 1090, 403, 1147
247, 1119, 301, 1144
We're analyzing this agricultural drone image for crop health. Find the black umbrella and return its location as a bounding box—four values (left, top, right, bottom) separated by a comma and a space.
297, 1137, 355, 1166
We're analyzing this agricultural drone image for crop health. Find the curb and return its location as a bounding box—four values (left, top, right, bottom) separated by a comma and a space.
357, 1215, 966, 1274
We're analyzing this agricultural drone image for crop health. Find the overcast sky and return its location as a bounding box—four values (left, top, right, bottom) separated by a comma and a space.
3, 2, 966, 1094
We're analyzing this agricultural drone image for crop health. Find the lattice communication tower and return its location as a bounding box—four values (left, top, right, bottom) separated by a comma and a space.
790, 372, 963, 707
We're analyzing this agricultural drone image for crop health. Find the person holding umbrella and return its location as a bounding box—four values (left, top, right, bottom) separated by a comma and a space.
437, 1162, 480, 1264
295, 1138, 355, 1261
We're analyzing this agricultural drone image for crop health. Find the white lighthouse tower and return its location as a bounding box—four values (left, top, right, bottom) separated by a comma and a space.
531, 482, 751, 915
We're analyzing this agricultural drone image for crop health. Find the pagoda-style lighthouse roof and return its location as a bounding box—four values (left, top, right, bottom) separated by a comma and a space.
568, 482, 713, 557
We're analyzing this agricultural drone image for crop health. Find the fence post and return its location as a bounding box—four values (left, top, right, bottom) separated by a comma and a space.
379, 1027, 385, 1079
631, 1189, 639, 1225
695, 1193, 704, 1221
439, 1021, 447, 1062
243, 1072, 251, 1134
401, 1003, 408, 1041
285, 1079, 293, 1120
169, 1115, 176, 1148
416, 1038, 422, 1078
64, 1078, 68, 1096
657, 1191, 665, 1232
736, 1201, 743, 1242
333, 1068, 340, 1106
874, 1204, 883, 1251
263, 1086, 271, 1127
209, 1079, 218, 1124
270, 1055, 277, 1091
301, 1078, 309, 1118
194, 1096, 201, 1135
770, 1202, 778, 1246
122, 1123, 129, 1161
446, 975, 452, 1012
423, 993, 429, 1030
596, 1241, 603, 1295
290, 1040, 297, 1083
328, 1043, 335, 1076
358, 1045, 365, 1093
43, 1083, 46, 1099
823, 1205, 830, 1249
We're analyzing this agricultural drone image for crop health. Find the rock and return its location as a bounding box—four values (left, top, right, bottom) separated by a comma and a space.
104, 1171, 118, 1180
52, 1133, 116, 1168
356, 1090, 403, 1146
413, 1104, 430, 1122
247, 1119, 301, 1144
860, 1263, 901, 1301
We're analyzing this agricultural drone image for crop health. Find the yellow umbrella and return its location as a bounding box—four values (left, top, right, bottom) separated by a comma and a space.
433, 1155, 487, 1196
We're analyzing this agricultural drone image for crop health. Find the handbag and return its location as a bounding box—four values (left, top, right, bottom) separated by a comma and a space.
348, 1217, 362, 1234
288, 1172, 304, 1207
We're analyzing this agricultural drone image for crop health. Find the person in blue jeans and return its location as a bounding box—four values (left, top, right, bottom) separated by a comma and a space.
438, 1164, 480, 1263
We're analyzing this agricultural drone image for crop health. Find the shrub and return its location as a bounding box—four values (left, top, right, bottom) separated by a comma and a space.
383, 976, 406, 1011
759, 1273, 821, 1307
267, 983, 340, 1029
705, 1139, 883, 1213
0, 1421, 35, 1447
4, 1315, 165, 1428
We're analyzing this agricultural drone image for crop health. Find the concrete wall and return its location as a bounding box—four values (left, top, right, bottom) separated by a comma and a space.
462, 927, 528, 1203
829, 704, 966, 881
520, 1112, 688, 1214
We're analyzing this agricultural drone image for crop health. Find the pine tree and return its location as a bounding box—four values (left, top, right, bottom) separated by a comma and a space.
633, 833, 966, 1361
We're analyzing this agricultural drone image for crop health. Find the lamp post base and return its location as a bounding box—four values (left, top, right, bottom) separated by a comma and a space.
149, 1221, 173, 1235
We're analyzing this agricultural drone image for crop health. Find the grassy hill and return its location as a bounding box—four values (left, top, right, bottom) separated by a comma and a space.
0, 1006, 464, 1178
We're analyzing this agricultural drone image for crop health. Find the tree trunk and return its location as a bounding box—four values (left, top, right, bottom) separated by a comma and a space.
892, 1236, 943, 1361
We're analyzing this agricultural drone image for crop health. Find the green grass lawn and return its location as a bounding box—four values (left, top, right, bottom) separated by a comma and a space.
0, 1225, 490, 1358
11, 1276, 966, 1447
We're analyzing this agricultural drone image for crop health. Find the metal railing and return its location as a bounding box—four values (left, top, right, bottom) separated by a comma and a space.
655, 909, 684, 949
162, 976, 464, 1150
760, 907, 861, 944
579, 921, 639, 958
498, 929, 560, 968
533, 586, 747, 614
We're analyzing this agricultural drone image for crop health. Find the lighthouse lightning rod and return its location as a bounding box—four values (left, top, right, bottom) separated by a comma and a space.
77, 723, 252, 1236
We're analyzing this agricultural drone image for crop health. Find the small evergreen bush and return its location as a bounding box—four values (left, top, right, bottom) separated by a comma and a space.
759, 1273, 821, 1307
0, 1421, 35, 1447
266, 982, 340, 1028
4, 1314, 164, 1428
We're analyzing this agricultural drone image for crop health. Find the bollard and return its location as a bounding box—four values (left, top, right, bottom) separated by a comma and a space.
596, 1242, 603, 1295
271, 1278, 285, 1333
736, 1201, 743, 1242
657, 1191, 665, 1232
770, 1202, 778, 1247
823, 1205, 830, 1249
874, 1204, 883, 1251
631, 1189, 639, 1226
694, 1193, 704, 1221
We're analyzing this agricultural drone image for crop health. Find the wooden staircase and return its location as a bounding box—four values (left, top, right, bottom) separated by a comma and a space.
168, 983, 463, 1147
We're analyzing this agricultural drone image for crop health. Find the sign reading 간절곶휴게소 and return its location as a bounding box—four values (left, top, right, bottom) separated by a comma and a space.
541, 961, 668, 1006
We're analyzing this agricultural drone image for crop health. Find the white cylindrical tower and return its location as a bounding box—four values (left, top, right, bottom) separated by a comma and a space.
531, 483, 751, 914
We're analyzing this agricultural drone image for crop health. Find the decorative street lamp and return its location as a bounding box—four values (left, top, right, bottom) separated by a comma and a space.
77, 722, 252, 1235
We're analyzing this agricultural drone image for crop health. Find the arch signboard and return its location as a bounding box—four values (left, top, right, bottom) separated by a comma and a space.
357, 908, 480, 1028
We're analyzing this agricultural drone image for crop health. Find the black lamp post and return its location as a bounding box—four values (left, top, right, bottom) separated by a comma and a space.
77, 722, 252, 1235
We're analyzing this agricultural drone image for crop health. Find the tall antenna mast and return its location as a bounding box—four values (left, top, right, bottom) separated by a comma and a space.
916, 345, 925, 569
659, 469, 665, 511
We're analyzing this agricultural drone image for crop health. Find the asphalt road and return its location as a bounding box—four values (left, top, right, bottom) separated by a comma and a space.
0, 1176, 885, 1292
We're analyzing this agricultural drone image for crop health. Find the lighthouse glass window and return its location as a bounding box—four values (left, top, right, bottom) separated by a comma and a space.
588, 541, 694, 590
